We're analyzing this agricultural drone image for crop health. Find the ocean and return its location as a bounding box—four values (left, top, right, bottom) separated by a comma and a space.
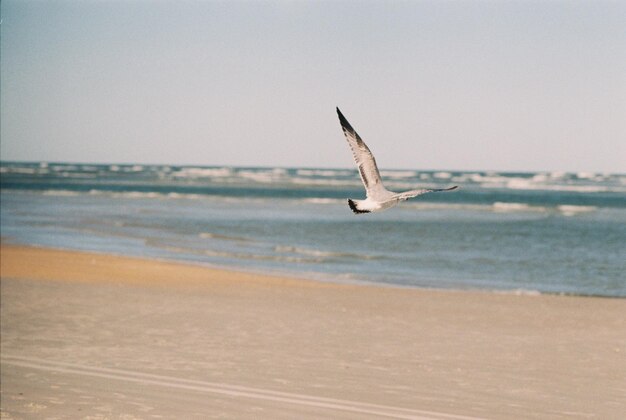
1, 161, 625, 297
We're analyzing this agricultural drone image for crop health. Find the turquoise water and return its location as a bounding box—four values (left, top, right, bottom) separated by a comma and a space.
1, 162, 625, 296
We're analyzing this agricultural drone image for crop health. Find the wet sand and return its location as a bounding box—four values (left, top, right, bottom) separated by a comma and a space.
1, 245, 625, 419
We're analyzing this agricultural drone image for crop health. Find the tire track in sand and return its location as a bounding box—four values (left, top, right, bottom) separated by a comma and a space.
2, 355, 484, 420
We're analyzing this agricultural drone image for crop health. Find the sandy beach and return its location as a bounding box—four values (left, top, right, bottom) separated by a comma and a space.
1, 244, 625, 419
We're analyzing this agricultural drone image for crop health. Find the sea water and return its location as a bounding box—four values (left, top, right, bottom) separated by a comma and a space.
1, 162, 625, 297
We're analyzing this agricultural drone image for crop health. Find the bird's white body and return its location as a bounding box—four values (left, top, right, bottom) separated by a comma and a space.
337, 108, 458, 214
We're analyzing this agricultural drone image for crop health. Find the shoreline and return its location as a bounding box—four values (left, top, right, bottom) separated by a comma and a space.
2, 240, 622, 299
2, 244, 625, 418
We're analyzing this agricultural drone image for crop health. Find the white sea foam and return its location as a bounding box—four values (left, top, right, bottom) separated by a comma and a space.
464, 172, 626, 193
274, 245, 377, 261
576, 172, 596, 180
238, 170, 285, 183
558, 205, 597, 216
41, 190, 82, 197
558, 185, 616, 193
492, 202, 547, 213
117, 191, 161, 199
35, 189, 208, 201
452, 173, 476, 183
505, 181, 614, 193
297, 169, 352, 177
275, 245, 337, 258
172, 167, 233, 178
505, 178, 533, 190
51, 165, 79, 171
468, 173, 509, 185
88, 190, 162, 199
59, 172, 98, 179
5, 167, 38, 174
433, 171, 452, 179
295, 169, 315, 176
302, 198, 344, 204
166, 192, 202, 200
549, 171, 567, 179
402, 202, 488, 212
472, 172, 609, 190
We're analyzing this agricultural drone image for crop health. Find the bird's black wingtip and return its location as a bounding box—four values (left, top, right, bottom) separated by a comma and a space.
336, 107, 350, 128
347, 199, 370, 214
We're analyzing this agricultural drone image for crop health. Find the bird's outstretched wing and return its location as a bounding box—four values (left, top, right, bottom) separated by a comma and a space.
396, 186, 458, 201
336, 108, 389, 200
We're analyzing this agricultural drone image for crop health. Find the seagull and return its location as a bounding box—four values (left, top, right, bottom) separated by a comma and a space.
337, 107, 458, 214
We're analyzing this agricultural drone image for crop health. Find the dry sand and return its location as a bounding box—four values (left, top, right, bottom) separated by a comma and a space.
1, 244, 625, 419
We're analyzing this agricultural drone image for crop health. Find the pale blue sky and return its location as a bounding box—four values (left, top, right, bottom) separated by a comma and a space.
2, 0, 625, 172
